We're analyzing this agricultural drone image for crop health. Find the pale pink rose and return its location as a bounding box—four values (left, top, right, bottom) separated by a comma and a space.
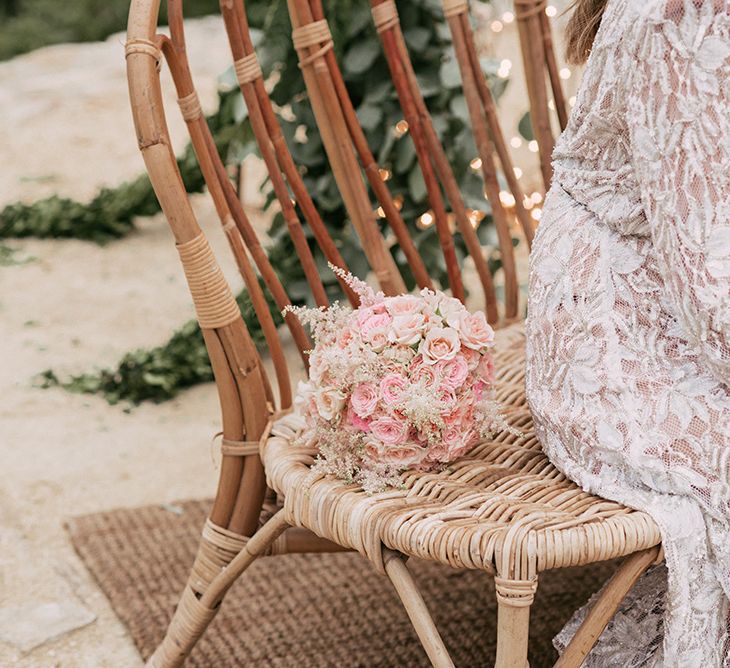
360, 312, 392, 342
476, 353, 495, 385
458, 311, 495, 350
314, 387, 346, 421
438, 355, 469, 390
462, 347, 481, 371
356, 303, 387, 326
442, 424, 465, 448
346, 402, 371, 432
411, 364, 439, 388
419, 326, 461, 364
368, 328, 389, 352
385, 294, 423, 316
437, 295, 466, 328
366, 441, 426, 469
419, 287, 442, 313
388, 313, 425, 346
370, 415, 409, 445
380, 373, 407, 406
351, 382, 379, 417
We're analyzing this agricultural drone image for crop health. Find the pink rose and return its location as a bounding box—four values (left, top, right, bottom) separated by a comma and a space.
476, 353, 495, 385
365, 439, 426, 469
385, 294, 423, 316
380, 373, 407, 406
388, 313, 425, 346
370, 415, 409, 445
346, 402, 371, 432
419, 326, 461, 364
356, 303, 387, 326
351, 382, 379, 417
410, 355, 441, 388
458, 311, 495, 350
360, 313, 393, 341
438, 355, 469, 390
314, 387, 346, 421
368, 328, 389, 352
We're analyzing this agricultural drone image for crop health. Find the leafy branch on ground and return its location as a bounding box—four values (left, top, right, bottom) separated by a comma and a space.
39, 285, 282, 404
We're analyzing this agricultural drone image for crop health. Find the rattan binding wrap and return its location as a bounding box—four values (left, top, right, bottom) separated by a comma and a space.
371, 0, 399, 33
177, 91, 202, 122
233, 53, 262, 85
292, 19, 333, 68
176, 234, 240, 330
442, 0, 469, 18
514, 0, 548, 20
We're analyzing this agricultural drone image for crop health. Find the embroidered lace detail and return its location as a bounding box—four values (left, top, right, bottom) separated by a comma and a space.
526, 0, 730, 663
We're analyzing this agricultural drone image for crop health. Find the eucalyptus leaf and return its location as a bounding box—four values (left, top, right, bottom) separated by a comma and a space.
343, 40, 380, 75
518, 111, 534, 141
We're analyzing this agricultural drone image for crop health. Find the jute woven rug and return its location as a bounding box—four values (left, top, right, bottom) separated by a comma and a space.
67, 499, 619, 667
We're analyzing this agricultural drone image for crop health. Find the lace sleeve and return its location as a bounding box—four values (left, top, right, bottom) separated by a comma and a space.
627, 3, 730, 382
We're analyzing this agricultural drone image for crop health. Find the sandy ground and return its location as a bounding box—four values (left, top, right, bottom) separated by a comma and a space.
0, 11, 576, 667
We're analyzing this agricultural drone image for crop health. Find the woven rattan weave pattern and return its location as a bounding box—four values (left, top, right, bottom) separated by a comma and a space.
263, 323, 661, 578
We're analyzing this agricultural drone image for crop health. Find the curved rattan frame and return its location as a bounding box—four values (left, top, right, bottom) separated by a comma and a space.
126, 1, 662, 666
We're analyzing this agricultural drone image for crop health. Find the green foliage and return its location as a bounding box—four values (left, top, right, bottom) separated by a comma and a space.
0, 105, 238, 242
221, 0, 507, 295
39, 286, 282, 404
0, 0, 219, 61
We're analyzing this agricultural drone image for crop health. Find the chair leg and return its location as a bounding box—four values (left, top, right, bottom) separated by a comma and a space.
494, 575, 538, 668
383, 549, 455, 668
146, 510, 290, 668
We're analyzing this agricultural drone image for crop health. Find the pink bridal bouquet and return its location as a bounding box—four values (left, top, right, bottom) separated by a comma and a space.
288, 266, 508, 493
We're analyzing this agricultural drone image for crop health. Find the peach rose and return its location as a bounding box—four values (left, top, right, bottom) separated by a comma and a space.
388, 313, 426, 346
419, 326, 461, 364
314, 387, 346, 421
370, 415, 409, 445
351, 382, 379, 417
458, 311, 495, 350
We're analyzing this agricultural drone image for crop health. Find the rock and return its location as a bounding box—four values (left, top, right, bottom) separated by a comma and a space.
0, 601, 96, 652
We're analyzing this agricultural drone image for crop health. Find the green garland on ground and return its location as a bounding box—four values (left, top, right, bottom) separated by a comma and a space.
0, 114, 241, 242
39, 286, 282, 404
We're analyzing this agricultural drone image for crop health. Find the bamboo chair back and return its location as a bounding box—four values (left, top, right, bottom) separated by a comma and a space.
126, 0, 566, 539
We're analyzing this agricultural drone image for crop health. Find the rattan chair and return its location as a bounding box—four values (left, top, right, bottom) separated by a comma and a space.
126, 1, 662, 665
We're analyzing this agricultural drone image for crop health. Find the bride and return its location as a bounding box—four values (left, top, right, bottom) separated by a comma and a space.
525, 0, 730, 664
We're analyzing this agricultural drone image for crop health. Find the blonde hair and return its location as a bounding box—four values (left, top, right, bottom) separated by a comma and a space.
564, 0, 608, 64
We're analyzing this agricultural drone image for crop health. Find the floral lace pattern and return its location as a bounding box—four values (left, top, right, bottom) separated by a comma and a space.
525, 0, 730, 664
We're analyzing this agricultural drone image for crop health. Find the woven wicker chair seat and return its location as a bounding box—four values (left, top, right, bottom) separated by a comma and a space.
263, 322, 662, 575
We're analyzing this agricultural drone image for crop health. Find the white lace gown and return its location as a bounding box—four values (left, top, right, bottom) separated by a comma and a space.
525, 0, 730, 664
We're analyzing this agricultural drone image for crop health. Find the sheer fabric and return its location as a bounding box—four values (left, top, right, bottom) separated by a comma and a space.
525, 0, 730, 664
